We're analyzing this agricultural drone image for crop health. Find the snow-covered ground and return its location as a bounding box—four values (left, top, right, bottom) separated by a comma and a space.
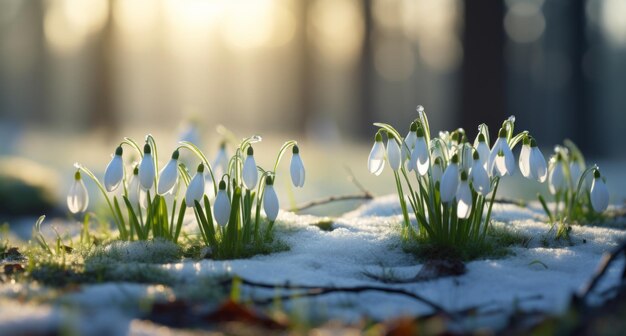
1, 195, 625, 334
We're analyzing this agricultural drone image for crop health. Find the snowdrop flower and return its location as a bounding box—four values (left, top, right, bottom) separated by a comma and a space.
440, 154, 459, 203
548, 154, 566, 194
489, 129, 515, 177
213, 180, 231, 226
290, 145, 305, 187
104, 146, 124, 192
212, 142, 229, 178
157, 150, 179, 195
242, 146, 258, 190
460, 143, 473, 172
457, 171, 472, 219
186, 164, 205, 207
590, 169, 609, 212
471, 151, 490, 196
368, 133, 385, 175
67, 171, 89, 213
475, 134, 491, 170
263, 176, 279, 221
519, 137, 547, 183
431, 157, 443, 185
139, 143, 155, 190
569, 157, 583, 185
387, 135, 402, 171
410, 127, 430, 175
402, 122, 418, 163
127, 165, 145, 208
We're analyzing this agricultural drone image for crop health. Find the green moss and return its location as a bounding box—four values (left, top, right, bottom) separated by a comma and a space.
403, 225, 532, 261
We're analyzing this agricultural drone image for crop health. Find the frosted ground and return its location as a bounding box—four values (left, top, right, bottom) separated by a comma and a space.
1, 195, 625, 335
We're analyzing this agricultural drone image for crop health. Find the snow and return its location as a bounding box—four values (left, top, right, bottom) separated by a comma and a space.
1, 195, 625, 334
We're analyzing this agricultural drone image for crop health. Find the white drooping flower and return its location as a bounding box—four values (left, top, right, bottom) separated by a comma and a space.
104, 146, 124, 192
431, 157, 444, 185
456, 171, 472, 219
387, 135, 402, 171
590, 169, 609, 212
242, 146, 258, 190
569, 159, 583, 185
185, 164, 205, 207
548, 155, 566, 194
410, 127, 430, 176
440, 154, 460, 203
368, 133, 385, 176
213, 180, 231, 226
488, 129, 515, 177
456, 137, 473, 173
263, 176, 279, 221
470, 151, 490, 196
290, 145, 306, 187
127, 165, 146, 208
475, 134, 491, 170
157, 150, 179, 195
519, 138, 547, 183
67, 170, 89, 213
139, 143, 156, 190
402, 122, 418, 164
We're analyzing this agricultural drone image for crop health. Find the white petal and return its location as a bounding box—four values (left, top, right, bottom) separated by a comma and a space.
387, 139, 402, 171
185, 172, 205, 207
471, 160, 491, 196
157, 159, 178, 195
519, 144, 531, 178
569, 162, 582, 184
503, 142, 516, 176
415, 137, 430, 176
487, 138, 503, 175
242, 155, 258, 189
476, 141, 491, 171
263, 185, 279, 221
456, 181, 472, 219
431, 162, 443, 184
402, 131, 417, 162
530, 147, 547, 183
290, 153, 306, 187
368, 141, 385, 176
214, 190, 231, 226
548, 162, 565, 194
139, 153, 155, 190
590, 178, 609, 212
67, 179, 89, 213
104, 155, 124, 192
440, 163, 459, 203
460, 146, 473, 172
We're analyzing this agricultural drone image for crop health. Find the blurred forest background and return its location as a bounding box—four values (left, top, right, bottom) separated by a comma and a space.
0, 0, 625, 218
1, 0, 625, 156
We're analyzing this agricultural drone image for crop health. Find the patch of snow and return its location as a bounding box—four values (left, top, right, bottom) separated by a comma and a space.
2, 195, 625, 334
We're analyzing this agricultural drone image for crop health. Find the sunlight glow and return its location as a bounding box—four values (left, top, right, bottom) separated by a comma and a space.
44, 0, 108, 54
309, 0, 364, 66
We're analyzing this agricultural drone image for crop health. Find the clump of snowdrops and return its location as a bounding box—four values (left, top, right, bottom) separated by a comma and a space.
538, 140, 609, 227
65, 133, 305, 259
369, 106, 545, 249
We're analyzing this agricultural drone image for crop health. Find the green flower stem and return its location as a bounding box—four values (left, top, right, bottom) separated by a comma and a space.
77, 166, 127, 240
393, 170, 411, 240
481, 177, 500, 240
272, 140, 297, 173
567, 165, 598, 222
177, 141, 218, 196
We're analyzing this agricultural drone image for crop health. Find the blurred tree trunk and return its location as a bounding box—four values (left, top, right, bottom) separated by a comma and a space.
461, 0, 504, 139
297, 0, 312, 134
358, 0, 375, 139
571, 0, 589, 153
91, 0, 117, 134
